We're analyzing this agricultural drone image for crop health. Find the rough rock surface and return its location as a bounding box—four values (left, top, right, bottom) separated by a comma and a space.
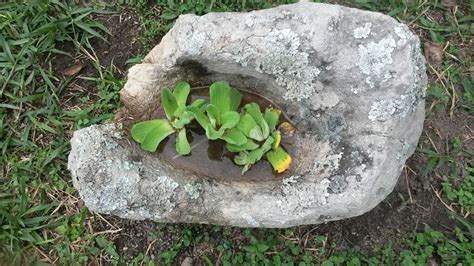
68, 2, 427, 227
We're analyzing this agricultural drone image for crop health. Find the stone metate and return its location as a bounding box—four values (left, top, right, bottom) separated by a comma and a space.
68, 2, 427, 227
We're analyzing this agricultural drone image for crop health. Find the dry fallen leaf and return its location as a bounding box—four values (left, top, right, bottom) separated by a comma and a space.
61, 63, 83, 76
441, 0, 456, 7
424, 42, 444, 67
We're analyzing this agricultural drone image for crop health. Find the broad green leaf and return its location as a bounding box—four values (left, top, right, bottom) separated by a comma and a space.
249, 127, 265, 141
226, 139, 259, 152
205, 125, 224, 140
236, 114, 259, 137
264, 108, 281, 131
221, 128, 247, 145
229, 87, 242, 112
161, 88, 178, 120
176, 129, 191, 155
266, 147, 292, 173
173, 81, 191, 107
141, 125, 174, 152
220, 111, 240, 130
261, 136, 274, 153
187, 105, 210, 129
131, 119, 169, 143
210, 81, 242, 114
206, 104, 220, 128
210, 81, 230, 114
131, 120, 174, 152
245, 103, 269, 138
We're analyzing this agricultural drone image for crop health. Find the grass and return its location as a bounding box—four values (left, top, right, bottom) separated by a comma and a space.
1, 0, 473, 264
0, 0, 119, 263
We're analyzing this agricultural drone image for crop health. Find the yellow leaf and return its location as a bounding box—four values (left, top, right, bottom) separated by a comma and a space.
266, 147, 292, 173
272, 130, 281, 149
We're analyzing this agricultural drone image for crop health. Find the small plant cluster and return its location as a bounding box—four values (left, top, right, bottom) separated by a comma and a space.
131, 81, 292, 174
442, 164, 473, 214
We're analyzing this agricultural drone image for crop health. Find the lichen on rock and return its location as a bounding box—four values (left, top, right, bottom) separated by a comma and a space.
232, 28, 321, 101
358, 36, 396, 76
184, 183, 202, 200
353, 22, 372, 39
277, 175, 330, 215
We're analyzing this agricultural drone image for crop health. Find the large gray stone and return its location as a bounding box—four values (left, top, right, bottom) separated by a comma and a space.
68, 2, 427, 227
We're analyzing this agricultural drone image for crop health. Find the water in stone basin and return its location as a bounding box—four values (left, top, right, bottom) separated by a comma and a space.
152, 87, 296, 182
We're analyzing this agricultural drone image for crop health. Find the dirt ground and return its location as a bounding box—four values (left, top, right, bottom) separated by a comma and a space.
60, 5, 472, 263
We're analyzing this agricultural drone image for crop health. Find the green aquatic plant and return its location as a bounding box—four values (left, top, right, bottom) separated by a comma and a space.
130, 81, 205, 155
229, 103, 292, 174
186, 81, 247, 146
131, 80, 293, 175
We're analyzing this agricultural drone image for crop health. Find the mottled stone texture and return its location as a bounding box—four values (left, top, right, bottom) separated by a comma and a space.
68, 2, 427, 227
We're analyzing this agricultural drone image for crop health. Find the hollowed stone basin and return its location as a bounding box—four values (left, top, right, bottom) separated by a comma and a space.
68, 2, 427, 227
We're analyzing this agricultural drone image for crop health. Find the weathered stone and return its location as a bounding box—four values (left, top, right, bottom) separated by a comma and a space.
68, 2, 427, 227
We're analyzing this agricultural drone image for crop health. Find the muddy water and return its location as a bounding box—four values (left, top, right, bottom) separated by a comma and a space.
153, 88, 296, 182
